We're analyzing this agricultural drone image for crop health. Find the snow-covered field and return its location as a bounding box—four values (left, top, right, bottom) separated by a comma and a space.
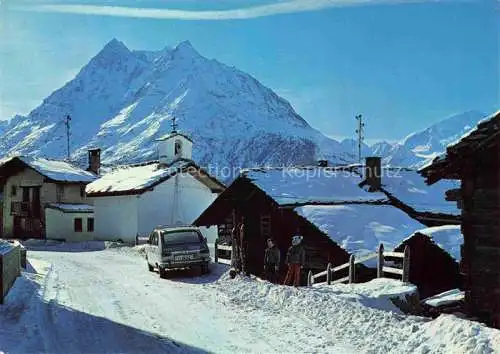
1, 243, 499, 353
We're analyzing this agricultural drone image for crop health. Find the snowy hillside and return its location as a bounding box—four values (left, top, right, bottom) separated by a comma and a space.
379, 110, 487, 168
0, 39, 345, 170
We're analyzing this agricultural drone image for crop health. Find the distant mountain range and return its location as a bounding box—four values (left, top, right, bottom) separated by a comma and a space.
0, 39, 488, 172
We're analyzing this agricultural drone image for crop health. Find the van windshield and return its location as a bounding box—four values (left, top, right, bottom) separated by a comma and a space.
161, 230, 203, 246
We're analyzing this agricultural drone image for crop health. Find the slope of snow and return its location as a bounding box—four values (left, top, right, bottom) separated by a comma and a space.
400, 225, 463, 261
382, 169, 460, 215
424, 289, 464, 308
243, 167, 388, 205
295, 204, 425, 257
0, 156, 96, 183
0, 39, 347, 170
86, 160, 188, 195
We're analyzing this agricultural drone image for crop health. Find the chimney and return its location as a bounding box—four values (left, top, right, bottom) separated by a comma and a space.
318, 160, 328, 167
364, 156, 381, 191
88, 148, 101, 175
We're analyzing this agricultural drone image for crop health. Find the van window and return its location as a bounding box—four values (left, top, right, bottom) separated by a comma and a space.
161, 231, 203, 245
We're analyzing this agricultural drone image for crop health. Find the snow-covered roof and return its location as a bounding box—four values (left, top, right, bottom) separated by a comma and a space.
0, 156, 96, 183
86, 159, 224, 196
46, 203, 94, 213
399, 225, 463, 261
295, 204, 425, 257
156, 131, 193, 143
381, 169, 460, 215
243, 167, 388, 206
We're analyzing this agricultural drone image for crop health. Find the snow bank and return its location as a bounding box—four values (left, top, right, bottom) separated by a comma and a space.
210, 274, 500, 353
295, 204, 425, 257
424, 289, 464, 308
382, 169, 460, 215
243, 167, 388, 205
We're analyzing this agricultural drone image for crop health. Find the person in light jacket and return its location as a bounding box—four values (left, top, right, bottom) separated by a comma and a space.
283, 234, 305, 286
264, 238, 280, 284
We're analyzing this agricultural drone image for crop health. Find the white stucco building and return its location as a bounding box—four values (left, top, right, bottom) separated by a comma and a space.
86, 131, 225, 243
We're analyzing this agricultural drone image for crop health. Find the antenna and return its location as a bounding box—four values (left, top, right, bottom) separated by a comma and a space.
355, 114, 365, 164
65, 115, 72, 161
171, 115, 178, 133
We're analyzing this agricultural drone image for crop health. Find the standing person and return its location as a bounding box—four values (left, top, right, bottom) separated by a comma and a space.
230, 219, 242, 277
283, 233, 305, 287
239, 217, 250, 276
264, 238, 280, 284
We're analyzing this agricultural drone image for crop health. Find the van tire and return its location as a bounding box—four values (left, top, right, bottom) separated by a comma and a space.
159, 267, 167, 279
201, 263, 210, 275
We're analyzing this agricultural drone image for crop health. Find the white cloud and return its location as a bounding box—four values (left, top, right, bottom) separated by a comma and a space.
13, 0, 459, 21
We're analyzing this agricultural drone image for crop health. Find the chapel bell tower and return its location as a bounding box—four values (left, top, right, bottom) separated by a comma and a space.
157, 116, 193, 166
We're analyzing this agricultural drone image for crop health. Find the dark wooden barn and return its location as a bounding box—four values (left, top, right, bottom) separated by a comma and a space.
194, 168, 370, 283
394, 229, 462, 299
420, 110, 500, 328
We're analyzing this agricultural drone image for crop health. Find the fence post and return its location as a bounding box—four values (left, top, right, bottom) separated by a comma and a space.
214, 240, 219, 264
308, 270, 314, 287
326, 263, 332, 285
402, 245, 410, 283
349, 254, 356, 284
377, 243, 384, 278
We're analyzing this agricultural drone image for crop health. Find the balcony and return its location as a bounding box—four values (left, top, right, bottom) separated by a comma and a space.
10, 201, 41, 218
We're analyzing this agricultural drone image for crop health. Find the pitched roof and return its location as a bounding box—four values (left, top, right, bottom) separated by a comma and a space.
419, 110, 500, 184
396, 225, 463, 261
242, 166, 388, 206
0, 156, 96, 183
295, 204, 426, 258
156, 132, 193, 143
380, 169, 460, 215
86, 159, 224, 197
46, 203, 94, 213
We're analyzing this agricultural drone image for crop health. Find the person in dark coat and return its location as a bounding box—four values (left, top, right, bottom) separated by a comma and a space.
283, 234, 305, 286
239, 217, 250, 276
264, 238, 280, 284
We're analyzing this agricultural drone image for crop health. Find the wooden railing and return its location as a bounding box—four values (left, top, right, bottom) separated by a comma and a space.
308, 243, 410, 286
10, 201, 41, 218
214, 242, 232, 265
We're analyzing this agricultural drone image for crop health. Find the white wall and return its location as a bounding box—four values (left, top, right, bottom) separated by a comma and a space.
158, 135, 193, 165
45, 209, 95, 242
91, 195, 138, 243
136, 173, 219, 238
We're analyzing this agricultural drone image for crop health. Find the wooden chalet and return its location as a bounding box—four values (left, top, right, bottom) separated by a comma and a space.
420, 110, 500, 328
394, 226, 462, 299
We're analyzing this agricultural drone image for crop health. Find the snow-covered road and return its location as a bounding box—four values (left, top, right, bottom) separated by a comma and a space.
1, 243, 499, 354
0, 245, 353, 353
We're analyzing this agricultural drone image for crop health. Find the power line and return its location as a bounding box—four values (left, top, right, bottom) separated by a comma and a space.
355, 114, 365, 164
65, 115, 71, 161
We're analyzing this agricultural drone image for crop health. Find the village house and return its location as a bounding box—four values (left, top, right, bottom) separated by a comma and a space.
393, 225, 463, 299
420, 110, 500, 329
194, 162, 430, 283
0, 155, 97, 241
86, 130, 225, 244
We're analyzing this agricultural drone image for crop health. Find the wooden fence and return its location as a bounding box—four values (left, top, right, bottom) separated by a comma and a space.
308, 243, 410, 286
214, 242, 232, 265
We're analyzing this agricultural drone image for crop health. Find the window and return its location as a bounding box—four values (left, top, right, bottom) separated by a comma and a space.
174, 139, 182, 156
10, 185, 17, 197
74, 218, 83, 232
56, 185, 65, 202
87, 218, 94, 232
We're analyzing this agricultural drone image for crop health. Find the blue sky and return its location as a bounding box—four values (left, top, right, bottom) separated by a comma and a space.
1, 0, 498, 141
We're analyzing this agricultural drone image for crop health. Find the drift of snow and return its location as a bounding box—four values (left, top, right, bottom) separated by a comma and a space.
381, 169, 460, 215
295, 204, 425, 257
399, 225, 463, 261
243, 167, 388, 205
424, 289, 465, 308
0, 156, 96, 183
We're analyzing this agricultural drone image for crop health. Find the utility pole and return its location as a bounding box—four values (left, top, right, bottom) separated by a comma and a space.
355, 114, 365, 164
65, 115, 71, 161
